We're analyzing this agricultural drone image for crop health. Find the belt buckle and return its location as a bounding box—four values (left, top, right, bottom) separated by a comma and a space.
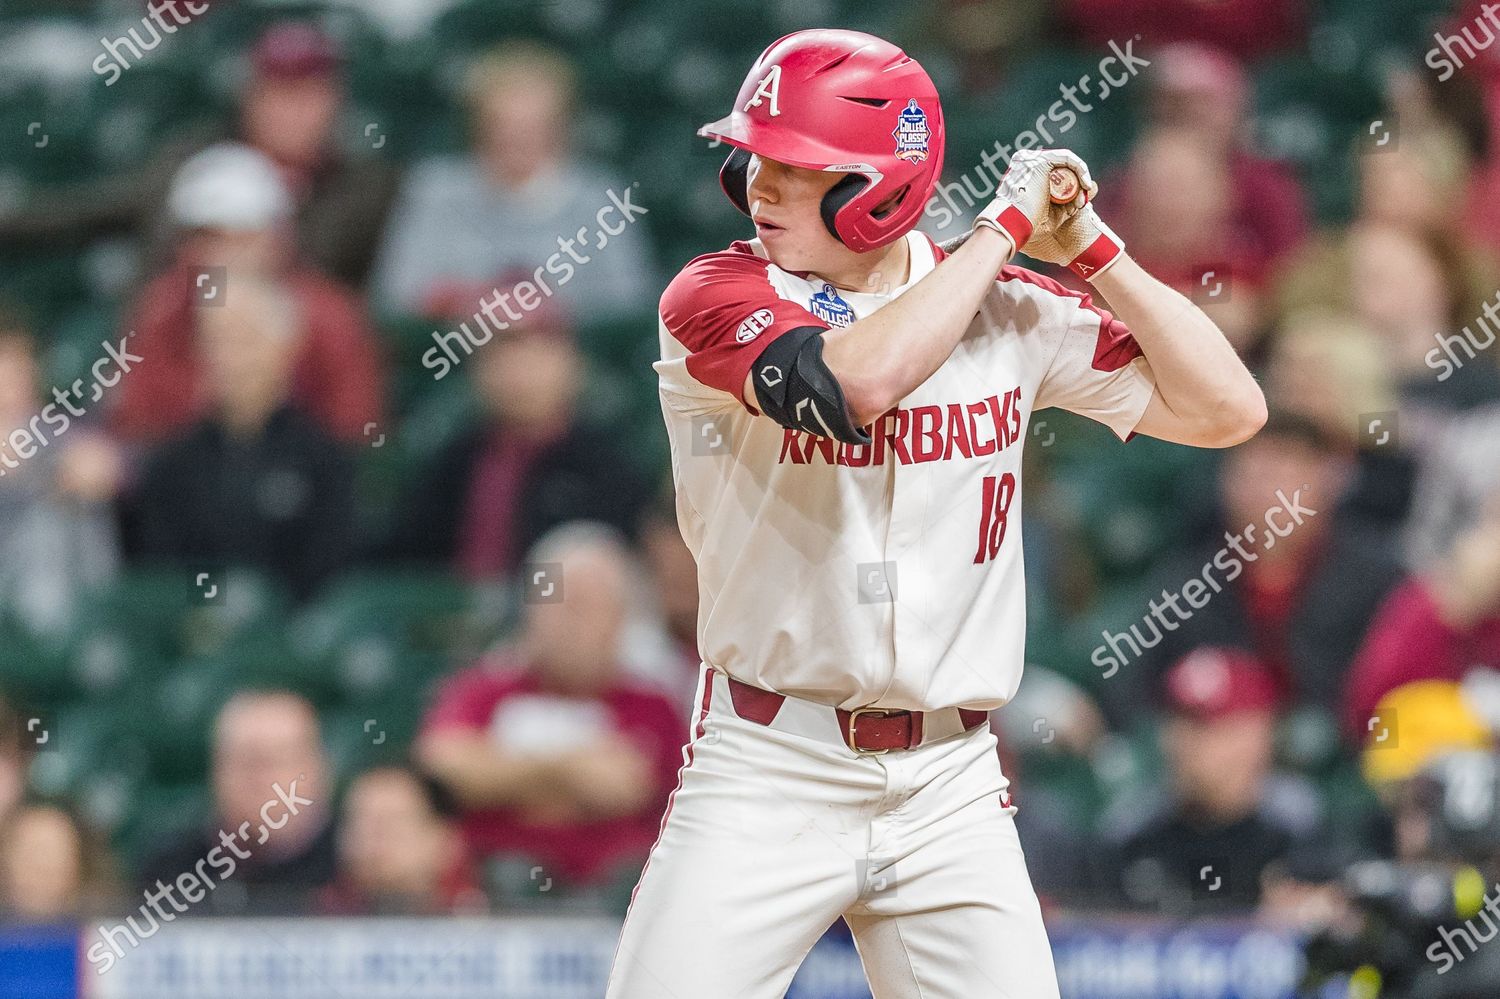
847, 706, 896, 756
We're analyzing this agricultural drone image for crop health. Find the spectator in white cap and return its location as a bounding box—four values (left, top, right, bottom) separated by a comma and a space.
109, 142, 384, 447
168, 141, 294, 236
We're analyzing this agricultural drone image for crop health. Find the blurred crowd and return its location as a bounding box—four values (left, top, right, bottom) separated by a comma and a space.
0, 5, 1498, 978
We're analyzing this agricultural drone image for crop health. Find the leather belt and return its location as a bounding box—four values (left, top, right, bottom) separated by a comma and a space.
726, 675, 989, 755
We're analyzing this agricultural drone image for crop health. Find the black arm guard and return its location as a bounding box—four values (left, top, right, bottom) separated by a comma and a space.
750, 326, 872, 446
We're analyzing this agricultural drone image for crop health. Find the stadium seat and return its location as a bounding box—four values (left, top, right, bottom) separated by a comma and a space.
575, 309, 657, 373
431, 0, 558, 53
43, 302, 119, 391
25, 700, 149, 835
1251, 55, 1383, 223
127, 657, 242, 781
293, 571, 479, 701
1044, 421, 1220, 585
114, 781, 212, 871
180, 568, 296, 659
322, 698, 428, 781
1090, 724, 1168, 827
199, 629, 333, 706
0, 81, 96, 186
49, 569, 233, 706
1016, 751, 1107, 832
0, 249, 89, 328
1315, 760, 1382, 847
0, 616, 72, 706
58, 566, 293, 674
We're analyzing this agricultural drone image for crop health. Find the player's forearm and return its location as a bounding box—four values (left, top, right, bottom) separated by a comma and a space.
821, 226, 1014, 427
1090, 254, 1266, 447
417, 733, 560, 809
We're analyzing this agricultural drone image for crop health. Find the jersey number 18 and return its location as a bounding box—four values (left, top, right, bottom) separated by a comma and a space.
973, 473, 1017, 565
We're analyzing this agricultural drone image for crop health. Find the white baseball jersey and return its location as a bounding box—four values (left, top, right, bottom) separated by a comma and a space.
655, 229, 1155, 712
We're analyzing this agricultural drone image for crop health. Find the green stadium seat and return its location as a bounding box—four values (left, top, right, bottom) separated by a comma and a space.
293, 571, 478, 701
0, 249, 89, 327
396, 378, 477, 455
1278, 705, 1346, 777
1316, 758, 1381, 826
126, 657, 241, 781
197, 630, 332, 705
87, 58, 216, 156
0, 0, 93, 18
1042, 419, 1219, 584
1059, 578, 1157, 690
0, 616, 72, 707
1251, 56, 1383, 223
26, 700, 150, 838
43, 302, 119, 392
1090, 725, 1167, 831
79, 568, 194, 638
575, 309, 657, 373
431, 0, 562, 53
178, 568, 296, 659
114, 781, 212, 872
0, 82, 96, 185
322, 698, 427, 781
1016, 752, 1107, 831
54, 567, 294, 685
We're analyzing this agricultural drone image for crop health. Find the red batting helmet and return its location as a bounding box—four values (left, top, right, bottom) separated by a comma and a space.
698, 29, 945, 253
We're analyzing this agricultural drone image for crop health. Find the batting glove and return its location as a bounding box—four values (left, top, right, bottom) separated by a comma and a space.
975, 148, 1125, 281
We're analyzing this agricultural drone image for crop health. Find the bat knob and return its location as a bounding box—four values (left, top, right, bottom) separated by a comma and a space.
1048, 167, 1081, 205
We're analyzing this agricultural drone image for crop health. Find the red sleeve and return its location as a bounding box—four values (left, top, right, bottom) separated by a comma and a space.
926, 232, 948, 265
659, 246, 829, 412
109, 274, 203, 442
1343, 579, 1466, 738
422, 667, 506, 736
294, 277, 384, 443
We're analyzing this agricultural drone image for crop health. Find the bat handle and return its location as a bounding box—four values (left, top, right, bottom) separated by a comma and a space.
941, 165, 1085, 253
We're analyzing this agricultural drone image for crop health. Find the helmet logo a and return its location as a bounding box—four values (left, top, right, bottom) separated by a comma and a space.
744, 64, 783, 117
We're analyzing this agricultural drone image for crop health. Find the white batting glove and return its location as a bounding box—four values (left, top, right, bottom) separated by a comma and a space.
975, 148, 1125, 281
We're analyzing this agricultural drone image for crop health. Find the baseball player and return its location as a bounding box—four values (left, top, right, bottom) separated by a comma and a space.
608, 28, 1266, 999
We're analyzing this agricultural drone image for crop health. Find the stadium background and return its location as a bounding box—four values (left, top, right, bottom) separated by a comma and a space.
1, 0, 1499, 996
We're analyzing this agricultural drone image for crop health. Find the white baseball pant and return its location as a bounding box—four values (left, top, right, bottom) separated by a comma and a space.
606, 666, 1061, 998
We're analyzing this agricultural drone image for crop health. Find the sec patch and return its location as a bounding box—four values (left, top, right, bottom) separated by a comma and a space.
736, 308, 774, 342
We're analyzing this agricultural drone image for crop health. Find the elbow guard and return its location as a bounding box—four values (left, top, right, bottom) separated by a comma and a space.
750, 326, 872, 446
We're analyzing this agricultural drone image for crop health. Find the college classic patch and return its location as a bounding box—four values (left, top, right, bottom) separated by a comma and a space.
809, 284, 856, 327
892, 99, 930, 162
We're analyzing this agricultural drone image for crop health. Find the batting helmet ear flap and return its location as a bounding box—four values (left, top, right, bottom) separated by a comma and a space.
719, 147, 752, 217
820, 174, 869, 245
